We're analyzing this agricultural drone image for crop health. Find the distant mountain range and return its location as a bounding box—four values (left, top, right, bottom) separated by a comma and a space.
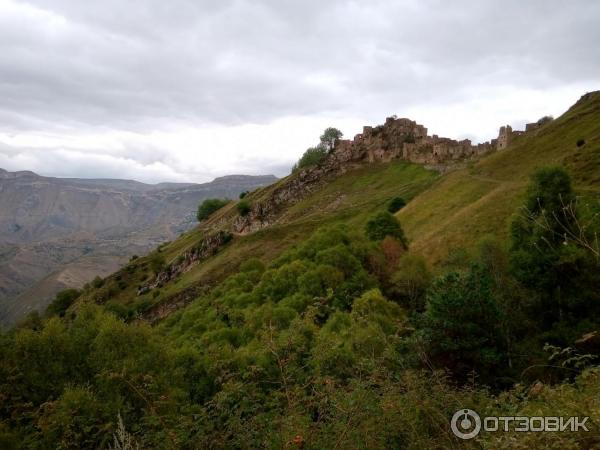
0, 169, 277, 326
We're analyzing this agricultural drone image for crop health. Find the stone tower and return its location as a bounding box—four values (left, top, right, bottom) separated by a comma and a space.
497, 125, 512, 150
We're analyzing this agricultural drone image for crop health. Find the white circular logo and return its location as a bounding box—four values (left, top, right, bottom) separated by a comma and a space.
451, 409, 481, 440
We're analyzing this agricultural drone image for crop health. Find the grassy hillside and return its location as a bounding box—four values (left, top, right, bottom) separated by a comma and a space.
82, 92, 600, 321
4, 92, 600, 450
73, 92, 600, 320
400, 91, 600, 264
80, 161, 438, 318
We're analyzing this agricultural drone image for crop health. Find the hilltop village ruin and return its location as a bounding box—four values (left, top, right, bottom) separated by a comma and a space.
330, 116, 547, 167
229, 115, 550, 235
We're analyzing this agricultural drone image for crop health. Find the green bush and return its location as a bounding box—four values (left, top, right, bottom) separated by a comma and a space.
149, 253, 166, 275
365, 212, 408, 247
197, 198, 229, 222
292, 146, 327, 172
387, 196, 406, 213
46, 289, 81, 317
91, 276, 104, 289
237, 200, 251, 216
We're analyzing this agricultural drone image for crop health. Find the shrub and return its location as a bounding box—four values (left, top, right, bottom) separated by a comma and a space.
387, 197, 406, 213
292, 146, 327, 172
46, 289, 81, 317
239, 191, 249, 199
149, 253, 166, 275
197, 198, 229, 222
576, 138, 585, 147
237, 200, 251, 216
92, 276, 104, 289
365, 212, 408, 247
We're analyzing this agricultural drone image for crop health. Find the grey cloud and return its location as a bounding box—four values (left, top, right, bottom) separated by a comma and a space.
0, 0, 599, 182
1, 0, 595, 131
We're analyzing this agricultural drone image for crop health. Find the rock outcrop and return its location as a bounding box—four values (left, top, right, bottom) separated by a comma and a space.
139, 230, 233, 294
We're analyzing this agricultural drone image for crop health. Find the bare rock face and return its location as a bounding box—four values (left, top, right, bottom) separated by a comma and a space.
140, 230, 233, 293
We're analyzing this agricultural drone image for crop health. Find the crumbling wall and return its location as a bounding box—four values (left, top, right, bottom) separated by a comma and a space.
331, 116, 497, 166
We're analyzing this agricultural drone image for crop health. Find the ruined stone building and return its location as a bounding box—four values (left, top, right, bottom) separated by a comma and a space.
330, 116, 519, 167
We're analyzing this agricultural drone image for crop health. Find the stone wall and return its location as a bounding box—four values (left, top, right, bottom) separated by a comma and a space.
331, 116, 496, 166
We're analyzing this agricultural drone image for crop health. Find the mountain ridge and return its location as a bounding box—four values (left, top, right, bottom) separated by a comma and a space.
0, 171, 277, 326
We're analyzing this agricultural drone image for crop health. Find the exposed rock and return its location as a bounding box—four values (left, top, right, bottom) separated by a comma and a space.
139, 230, 232, 293
575, 331, 600, 353
528, 381, 545, 398
140, 284, 210, 324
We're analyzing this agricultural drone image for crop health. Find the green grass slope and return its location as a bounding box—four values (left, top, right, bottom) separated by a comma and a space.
80, 161, 438, 318
78, 91, 600, 319
400, 91, 600, 265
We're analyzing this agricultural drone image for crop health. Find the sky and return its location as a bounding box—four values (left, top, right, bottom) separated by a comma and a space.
0, 0, 599, 184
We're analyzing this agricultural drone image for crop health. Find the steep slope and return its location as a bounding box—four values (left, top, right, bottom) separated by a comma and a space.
0, 171, 276, 326
78, 91, 600, 323
79, 161, 439, 321
400, 91, 600, 264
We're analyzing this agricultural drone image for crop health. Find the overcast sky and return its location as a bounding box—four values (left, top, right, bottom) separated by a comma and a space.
0, 0, 599, 183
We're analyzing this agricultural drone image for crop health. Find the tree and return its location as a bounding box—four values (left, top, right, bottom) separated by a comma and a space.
319, 127, 343, 152
291, 128, 343, 172
197, 198, 229, 222
387, 197, 406, 213
510, 166, 600, 330
292, 147, 328, 172
389, 254, 431, 311
46, 289, 81, 317
365, 212, 408, 247
418, 264, 505, 382
237, 200, 251, 216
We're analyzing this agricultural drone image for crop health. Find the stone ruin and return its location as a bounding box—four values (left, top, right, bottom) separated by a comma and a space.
330, 116, 529, 167
232, 116, 536, 235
